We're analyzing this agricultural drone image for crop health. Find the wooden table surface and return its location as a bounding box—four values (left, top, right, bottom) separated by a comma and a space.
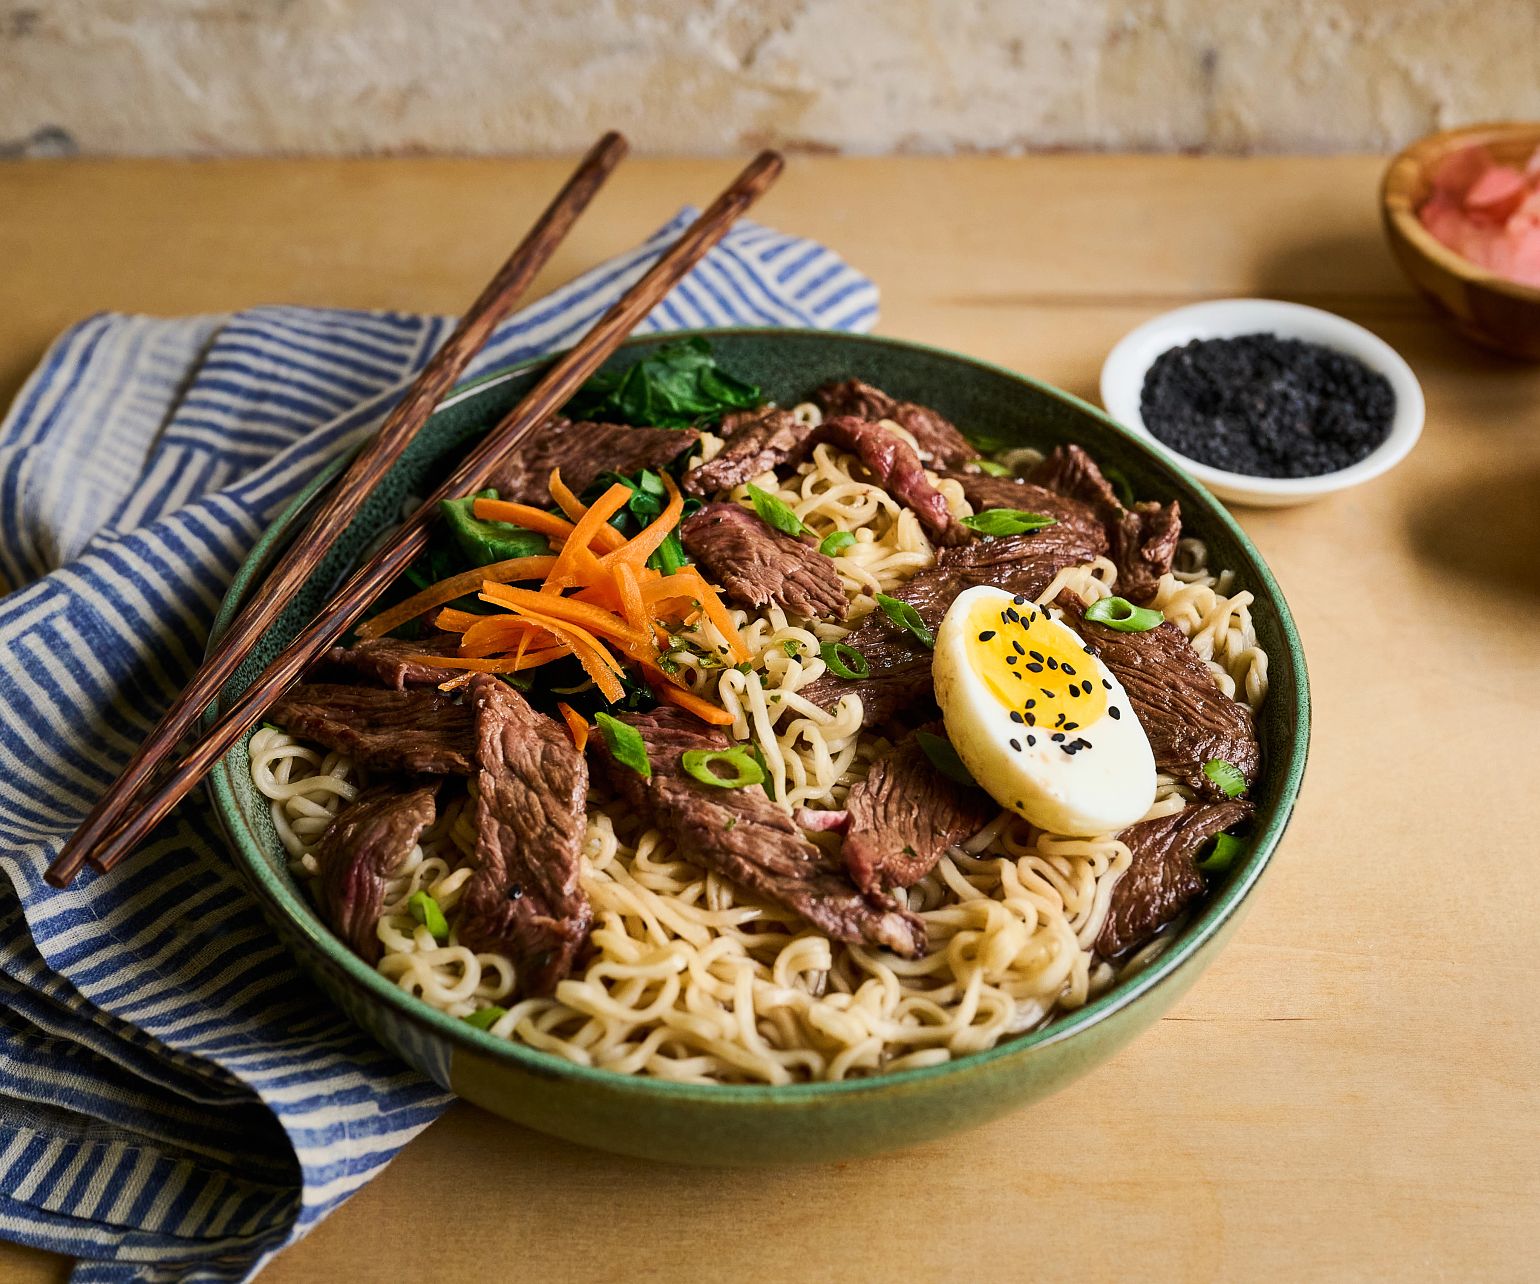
1, 155, 1536, 1283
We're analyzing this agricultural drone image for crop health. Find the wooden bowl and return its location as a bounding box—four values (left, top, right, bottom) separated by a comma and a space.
1382, 121, 1540, 360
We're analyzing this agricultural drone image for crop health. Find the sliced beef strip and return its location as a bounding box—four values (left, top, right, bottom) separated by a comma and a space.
594, 708, 926, 957
1029, 443, 1125, 512
814, 378, 976, 469
684, 410, 966, 547
942, 471, 1109, 555
681, 502, 848, 621
1096, 800, 1253, 958
682, 407, 808, 496
488, 418, 700, 504
813, 416, 968, 547
315, 783, 438, 965
1057, 594, 1261, 799
1028, 444, 1180, 604
1107, 500, 1183, 605
270, 683, 474, 775
842, 724, 998, 893
800, 522, 1108, 728
318, 633, 464, 690
454, 676, 592, 996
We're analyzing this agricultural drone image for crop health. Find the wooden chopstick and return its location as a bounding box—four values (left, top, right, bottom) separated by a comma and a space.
45, 131, 630, 889
75, 149, 785, 882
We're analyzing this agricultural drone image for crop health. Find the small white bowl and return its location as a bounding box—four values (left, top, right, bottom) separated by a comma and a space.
1099, 298, 1425, 507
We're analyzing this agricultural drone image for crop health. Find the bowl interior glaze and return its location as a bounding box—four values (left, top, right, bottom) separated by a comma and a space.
207, 328, 1310, 1164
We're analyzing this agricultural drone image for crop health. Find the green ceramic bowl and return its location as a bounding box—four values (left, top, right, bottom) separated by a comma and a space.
207, 328, 1309, 1165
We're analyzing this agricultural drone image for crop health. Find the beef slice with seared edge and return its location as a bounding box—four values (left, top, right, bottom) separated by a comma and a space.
1056, 594, 1261, 799
680, 502, 848, 621
1028, 444, 1181, 603
800, 521, 1108, 728
814, 378, 976, 469
683, 407, 808, 496
270, 683, 474, 775
489, 418, 700, 504
315, 783, 439, 964
594, 708, 926, 957
842, 725, 998, 893
684, 410, 966, 547
455, 675, 592, 996
319, 633, 465, 690
1097, 800, 1253, 958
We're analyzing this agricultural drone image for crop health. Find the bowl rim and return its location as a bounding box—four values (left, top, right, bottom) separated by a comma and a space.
1098, 297, 1426, 500
1380, 119, 1540, 305
207, 326, 1311, 1102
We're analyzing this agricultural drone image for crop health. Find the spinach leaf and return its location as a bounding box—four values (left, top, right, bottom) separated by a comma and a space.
439, 489, 551, 567
564, 338, 760, 429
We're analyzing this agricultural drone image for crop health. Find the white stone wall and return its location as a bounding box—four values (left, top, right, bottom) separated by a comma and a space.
3, 0, 1537, 157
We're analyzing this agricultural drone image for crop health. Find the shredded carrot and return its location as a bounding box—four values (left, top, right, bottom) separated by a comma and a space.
434, 607, 484, 634
478, 596, 627, 701
556, 701, 589, 751
643, 668, 736, 725
548, 469, 586, 524
356, 554, 557, 640
481, 582, 650, 651
543, 482, 634, 591
471, 499, 579, 542
405, 647, 568, 673
611, 561, 660, 654
639, 572, 702, 603
600, 473, 684, 573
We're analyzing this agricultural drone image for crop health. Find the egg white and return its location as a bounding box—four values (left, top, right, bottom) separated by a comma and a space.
933, 585, 1156, 836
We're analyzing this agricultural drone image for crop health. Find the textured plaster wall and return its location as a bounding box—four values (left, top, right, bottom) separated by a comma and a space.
3, 0, 1538, 158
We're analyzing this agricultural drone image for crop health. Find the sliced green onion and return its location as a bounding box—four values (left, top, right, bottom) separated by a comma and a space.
680, 747, 765, 789
647, 527, 689, 576
960, 508, 1058, 536
1084, 596, 1165, 632
874, 593, 934, 648
595, 712, 651, 779
638, 468, 667, 496
915, 730, 976, 787
408, 891, 449, 943
1202, 758, 1248, 799
1197, 832, 1244, 874
971, 458, 1013, 477
1102, 463, 1136, 509
463, 1006, 508, 1031
819, 641, 870, 680
745, 483, 807, 538
818, 530, 857, 557
781, 639, 802, 658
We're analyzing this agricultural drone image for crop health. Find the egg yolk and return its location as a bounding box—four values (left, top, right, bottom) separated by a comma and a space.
963, 595, 1108, 740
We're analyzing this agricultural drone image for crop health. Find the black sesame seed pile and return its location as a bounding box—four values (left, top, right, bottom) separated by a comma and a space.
1139, 332, 1395, 479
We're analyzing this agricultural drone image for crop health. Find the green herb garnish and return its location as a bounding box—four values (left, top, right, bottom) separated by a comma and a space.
745, 484, 807, 538
819, 641, 870, 680
680, 747, 765, 790
874, 593, 934, 648
818, 530, 857, 557
1202, 759, 1248, 799
1197, 833, 1244, 874
781, 640, 803, 658
407, 891, 449, 943
1084, 596, 1165, 632
563, 337, 760, 429
960, 508, 1057, 537
463, 1006, 508, 1031
970, 458, 1013, 477
595, 712, 651, 779
915, 730, 976, 787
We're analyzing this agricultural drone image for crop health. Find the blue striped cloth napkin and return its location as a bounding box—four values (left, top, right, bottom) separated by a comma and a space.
0, 209, 877, 1282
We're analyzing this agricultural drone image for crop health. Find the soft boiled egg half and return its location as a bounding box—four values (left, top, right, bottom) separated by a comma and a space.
933, 585, 1156, 836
